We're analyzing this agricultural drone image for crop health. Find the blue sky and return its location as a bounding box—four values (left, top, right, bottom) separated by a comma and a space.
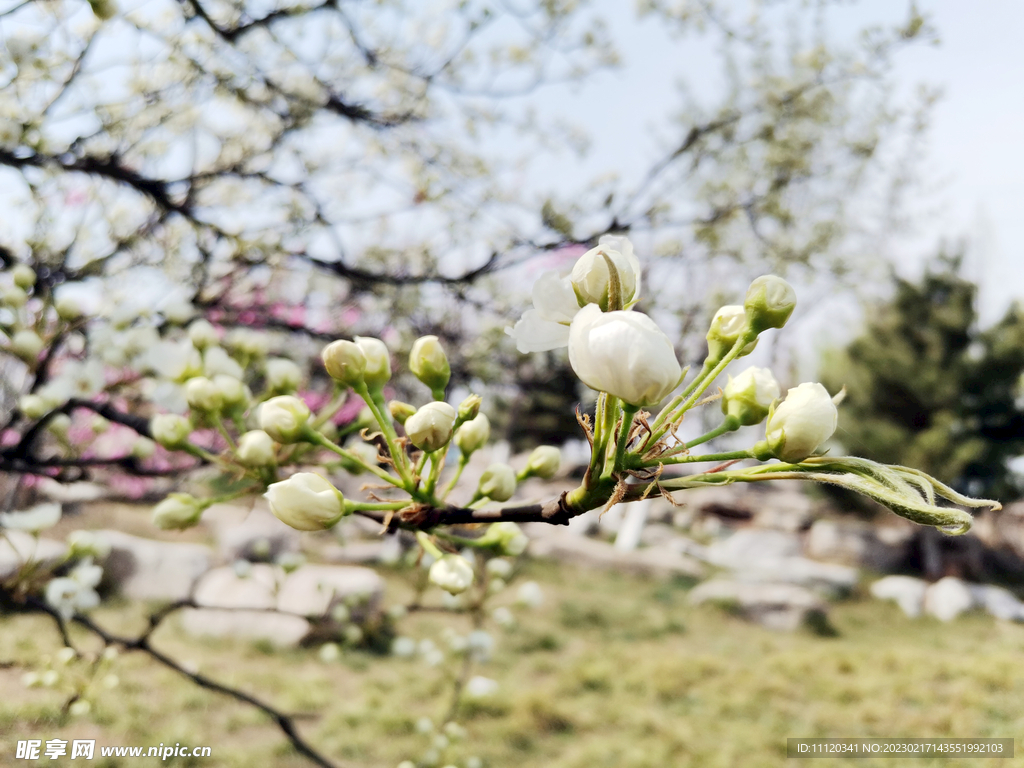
535, 0, 1024, 325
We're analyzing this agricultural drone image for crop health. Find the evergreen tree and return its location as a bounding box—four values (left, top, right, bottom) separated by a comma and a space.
822, 254, 1024, 501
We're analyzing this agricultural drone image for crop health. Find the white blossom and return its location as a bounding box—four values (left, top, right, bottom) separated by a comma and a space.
506, 270, 580, 353
568, 304, 681, 406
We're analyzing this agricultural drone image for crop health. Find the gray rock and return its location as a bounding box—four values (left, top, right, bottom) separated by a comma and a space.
614, 499, 652, 552
0, 530, 66, 580
971, 584, 1024, 621
870, 575, 928, 618
705, 529, 802, 568
180, 608, 310, 647
321, 540, 396, 565
193, 564, 279, 610
806, 519, 912, 571
529, 530, 705, 578
751, 490, 815, 532
923, 576, 976, 622
733, 557, 858, 597
276, 564, 384, 618
100, 530, 212, 601
689, 579, 828, 631
205, 499, 300, 562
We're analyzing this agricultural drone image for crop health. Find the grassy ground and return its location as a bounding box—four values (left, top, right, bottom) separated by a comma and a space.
2, 558, 1023, 767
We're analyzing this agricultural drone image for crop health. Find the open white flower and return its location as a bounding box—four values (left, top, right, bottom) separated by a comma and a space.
45, 558, 103, 619
506, 270, 581, 353
765, 382, 838, 462
568, 304, 681, 406
510, 237, 647, 353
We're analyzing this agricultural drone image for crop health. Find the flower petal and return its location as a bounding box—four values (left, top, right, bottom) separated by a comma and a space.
506, 310, 572, 353
532, 270, 579, 323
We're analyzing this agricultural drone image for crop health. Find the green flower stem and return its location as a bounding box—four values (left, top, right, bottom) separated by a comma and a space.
202, 486, 261, 508
587, 393, 619, 484
310, 387, 348, 429
346, 499, 407, 514
424, 449, 445, 497
416, 531, 444, 559
182, 442, 234, 471
434, 529, 490, 549
610, 403, 640, 474
359, 385, 413, 485
304, 429, 403, 488
649, 362, 710, 433
649, 332, 756, 445
647, 416, 741, 464
656, 448, 753, 467
211, 413, 237, 451
442, 454, 470, 500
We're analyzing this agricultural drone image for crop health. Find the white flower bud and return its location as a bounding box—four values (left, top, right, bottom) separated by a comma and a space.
388, 400, 416, 425
516, 580, 544, 608
162, 300, 194, 325
454, 413, 489, 456
477, 463, 517, 502
67, 530, 111, 560
237, 430, 276, 467
429, 554, 474, 594
265, 472, 345, 531
487, 558, 513, 579
54, 294, 83, 321
19, 394, 48, 419
335, 440, 380, 475
213, 374, 250, 409
744, 275, 797, 333
457, 394, 481, 422
259, 395, 311, 443
3, 285, 27, 308
405, 402, 457, 452
187, 320, 219, 350
47, 413, 71, 437
322, 340, 366, 388
570, 235, 641, 311
524, 445, 561, 479
764, 382, 838, 462
354, 336, 391, 390
12, 264, 36, 289
12, 329, 44, 361
185, 376, 224, 413
150, 413, 192, 449
130, 437, 156, 459
225, 328, 268, 358
568, 304, 681, 407
479, 521, 528, 555
722, 367, 780, 426
203, 346, 244, 380
152, 493, 204, 530
706, 305, 757, 363
409, 336, 450, 397
265, 358, 302, 392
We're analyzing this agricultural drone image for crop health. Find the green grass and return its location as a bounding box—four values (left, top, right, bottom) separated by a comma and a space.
2, 560, 1023, 767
